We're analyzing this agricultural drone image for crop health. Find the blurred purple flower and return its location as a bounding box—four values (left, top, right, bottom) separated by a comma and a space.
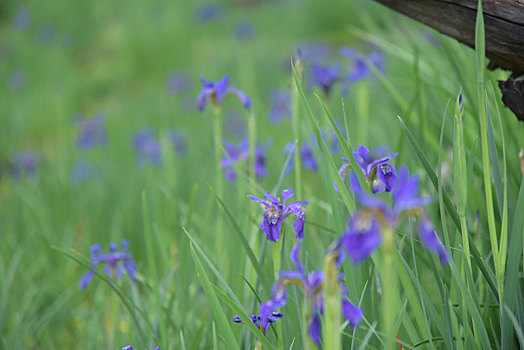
221, 138, 267, 181
12, 8, 32, 31
259, 243, 363, 344
11, 151, 38, 179
340, 47, 385, 94
296, 41, 334, 64
166, 71, 192, 95
248, 188, 308, 242
232, 312, 282, 335
70, 160, 95, 186
132, 127, 162, 167
268, 89, 291, 123
167, 129, 188, 156
80, 240, 136, 289
234, 22, 257, 41
36, 23, 56, 43
283, 141, 318, 175
311, 62, 341, 96
75, 113, 108, 150
193, 3, 224, 23
197, 75, 250, 111
8, 68, 27, 90
225, 109, 246, 137
122, 346, 159, 350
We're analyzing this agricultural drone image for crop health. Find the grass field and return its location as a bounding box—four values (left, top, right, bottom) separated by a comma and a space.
1, 0, 523, 349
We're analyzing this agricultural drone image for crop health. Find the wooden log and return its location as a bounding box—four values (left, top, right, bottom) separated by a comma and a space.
372, 0, 524, 121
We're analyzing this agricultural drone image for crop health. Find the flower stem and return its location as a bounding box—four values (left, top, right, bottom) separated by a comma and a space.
381, 228, 399, 350
291, 58, 303, 199
213, 106, 225, 259
322, 254, 342, 350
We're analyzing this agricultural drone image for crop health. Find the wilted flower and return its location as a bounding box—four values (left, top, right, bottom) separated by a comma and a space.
75, 113, 108, 150
167, 129, 188, 156
8, 68, 27, 90
248, 188, 308, 242
335, 145, 398, 193
222, 138, 267, 181
132, 127, 162, 167
311, 62, 341, 96
193, 3, 224, 23
11, 151, 38, 179
232, 312, 283, 335
70, 159, 95, 186
268, 89, 291, 123
12, 8, 32, 30
166, 71, 192, 95
341, 166, 450, 264
234, 22, 257, 41
259, 243, 363, 344
80, 240, 136, 289
197, 75, 250, 112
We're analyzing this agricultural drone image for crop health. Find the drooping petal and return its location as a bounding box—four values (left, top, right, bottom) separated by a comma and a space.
293, 215, 306, 239
342, 299, 363, 327
392, 166, 432, 213
342, 212, 382, 263
289, 242, 303, 273
260, 210, 283, 242
123, 260, 137, 282
230, 89, 251, 109
80, 268, 94, 289
419, 219, 450, 264
308, 313, 322, 344
247, 195, 271, 208
281, 188, 294, 205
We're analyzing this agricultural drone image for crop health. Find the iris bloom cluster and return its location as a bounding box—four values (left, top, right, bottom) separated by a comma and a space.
75, 113, 108, 150
259, 243, 363, 344
80, 240, 137, 289
248, 188, 308, 242
197, 75, 250, 112
341, 166, 450, 264
335, 145, 398, 194
232, 312, 283, 335
222, 138, 267, 181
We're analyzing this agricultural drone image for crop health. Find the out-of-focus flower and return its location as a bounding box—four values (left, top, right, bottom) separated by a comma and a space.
167, 129, 188, 156
8, 68, 27, 90
197, 75, 250, 112
234, 22, 257, 41
335, 145, 398, 193
70, 160, 95, 186
296, 41, 333, 64
80, 240, 136, 289
341, 166, 450, 263
132, 127, 162, 167
193, 3, 224, 23
221, 139, 267, 181
166, 71, 192, 95
339, 47, 385, 94
232, 312, 282, 335
11, 151, 38, 179
248, 188, 308, 242
225, 109, 246, 137
12, 8, 32, 31
75, 113, 108, 150
36, 23, 55, 43
283, 140, 318, 175
259, 243, 363, 344
268, 89, 291, 124
311, 62, 341, 96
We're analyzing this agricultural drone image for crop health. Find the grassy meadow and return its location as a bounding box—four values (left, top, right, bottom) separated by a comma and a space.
1, 0, 523, 349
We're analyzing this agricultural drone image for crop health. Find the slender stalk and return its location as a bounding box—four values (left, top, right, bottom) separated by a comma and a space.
272, 237, 284, 350
213, 106, 225, 258
322, 254, 342, 350
291, 58, 303, 199
381, 228, 399, 350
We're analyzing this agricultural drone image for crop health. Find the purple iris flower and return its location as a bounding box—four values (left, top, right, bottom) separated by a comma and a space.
247, 188, 308, 242
122, 346, 159, 350
132, 127, 162, 167
166, 71, 192, 95
75, 113, 108, 150
232, 312, 283, 335
70, 159, 95, 186
193, 3, 224, 23
234, 22, 257, 41
283, 141, 318, 175
8, 68, 27, 90
335, 145, 398, 193
311, 62, 341, 96
11, 151, 38, 179
80, 240, 136, 289
197, 75, 250, 112
36, 23, 56, 43
259, 243, 363, 344
12, 8, 32, 30
221, 139, 267, 181
167, 129, 188, 156
268, 89, 291, 124
341, 166, 450, 264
